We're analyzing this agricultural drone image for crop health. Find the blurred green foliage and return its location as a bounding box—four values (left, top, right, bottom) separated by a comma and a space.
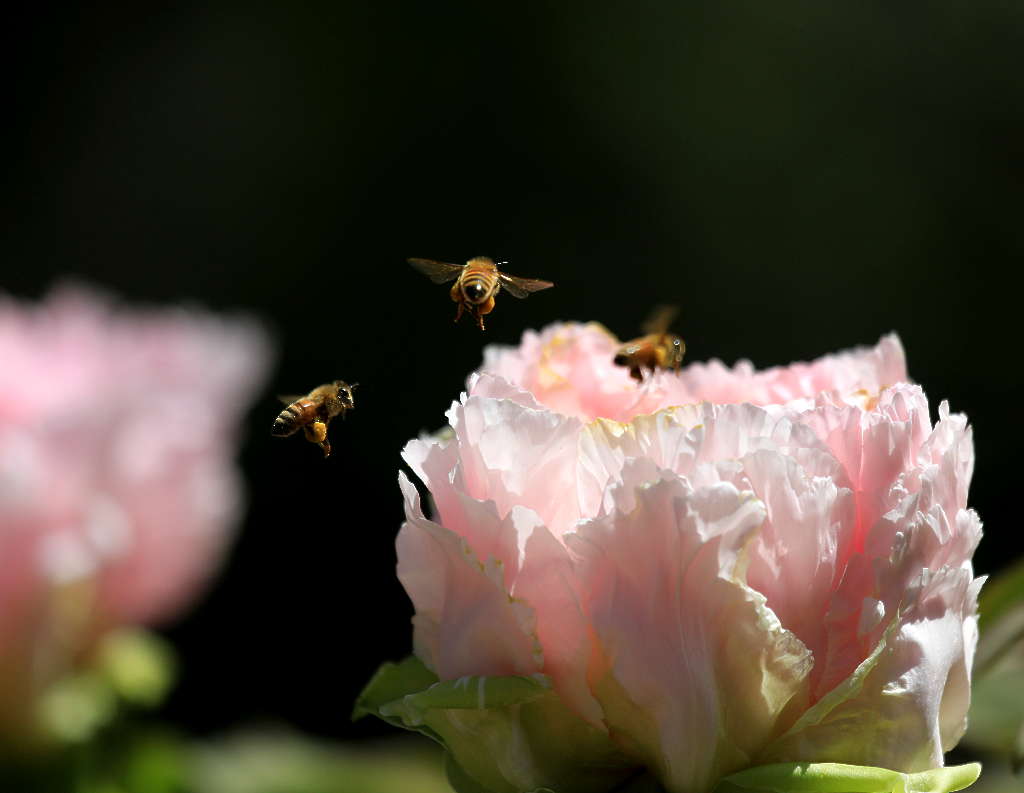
957, 763, 1024, 793
189, 731, 450, 793
962, 559, 1024, 780
2, 727, 452, 793
34, 630, 177, 748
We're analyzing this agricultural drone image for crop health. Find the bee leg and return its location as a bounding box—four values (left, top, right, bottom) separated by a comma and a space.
473, 297, 494, 331
320, 439, 332, 458
450, 285, 465, 324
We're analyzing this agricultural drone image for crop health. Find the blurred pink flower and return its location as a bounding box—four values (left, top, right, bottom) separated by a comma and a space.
396, 323, 982, 793
0, 285, 271, 742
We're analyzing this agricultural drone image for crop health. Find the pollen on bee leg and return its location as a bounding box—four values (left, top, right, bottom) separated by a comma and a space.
303, 421, 328, 444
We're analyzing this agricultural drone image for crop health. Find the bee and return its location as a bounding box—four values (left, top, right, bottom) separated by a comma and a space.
613, 306, 686, 381
408, 256, 554, 330
271, 381, 356, 458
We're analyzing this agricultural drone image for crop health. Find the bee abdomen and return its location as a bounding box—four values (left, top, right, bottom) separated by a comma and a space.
271, 404, 304, 437
461, 270, 495, 304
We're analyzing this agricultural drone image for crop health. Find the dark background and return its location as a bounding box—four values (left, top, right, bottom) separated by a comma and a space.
3, 1, 1021, 743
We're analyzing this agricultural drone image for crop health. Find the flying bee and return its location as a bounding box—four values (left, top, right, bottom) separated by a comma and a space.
271, 380, 356, 458
408, 256, 554, 330
614, 305, 686, 382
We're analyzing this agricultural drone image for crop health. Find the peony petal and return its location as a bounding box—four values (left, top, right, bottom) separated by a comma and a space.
570, 477, 811, 793
466, 371, 547, 409
514, 523, 605, 727
405, 434, 525, 585
448, 394, 583, 536
739, 448, 856, 683
764, 565, 981, 773
812, 394, 981, 701
668, 334, 908, 410
396, 472, 541, 679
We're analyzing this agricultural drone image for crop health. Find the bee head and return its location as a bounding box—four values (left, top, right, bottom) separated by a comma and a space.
613, 352, 631, 367
334, 381, 357, 407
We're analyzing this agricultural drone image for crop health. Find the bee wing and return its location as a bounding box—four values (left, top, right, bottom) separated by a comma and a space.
408, 258, 465, 284
277, 395, 303, 405
641, 305, 679, 335
497, 273, 555, 299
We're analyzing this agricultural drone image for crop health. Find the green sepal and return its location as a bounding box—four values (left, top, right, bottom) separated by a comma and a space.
442, 769, 666, 793
445, 751, 504, 793
353, 656, 440, 722
714, 761, 981, 793
379, 671, 552, 725
356, 657, 637, 793
608, 772, 669, 792
353, 656, 445, 745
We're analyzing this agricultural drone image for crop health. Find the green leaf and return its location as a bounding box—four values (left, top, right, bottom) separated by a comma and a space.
978, 559, 1024, 634
974, 563, 1024, 681
1013, 718, 1024, 775
964, 565, 1024, 763
715, 761, 981, 793
101, 729, 188, 793
963, 665, 1024, 755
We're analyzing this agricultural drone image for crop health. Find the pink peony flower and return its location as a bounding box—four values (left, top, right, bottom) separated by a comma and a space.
0, 286, 271, 744
391, 323, 982, 793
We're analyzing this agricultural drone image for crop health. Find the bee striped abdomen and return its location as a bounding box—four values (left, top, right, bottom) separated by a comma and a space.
460, 260, 498, 304
272, 400, 313, 437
